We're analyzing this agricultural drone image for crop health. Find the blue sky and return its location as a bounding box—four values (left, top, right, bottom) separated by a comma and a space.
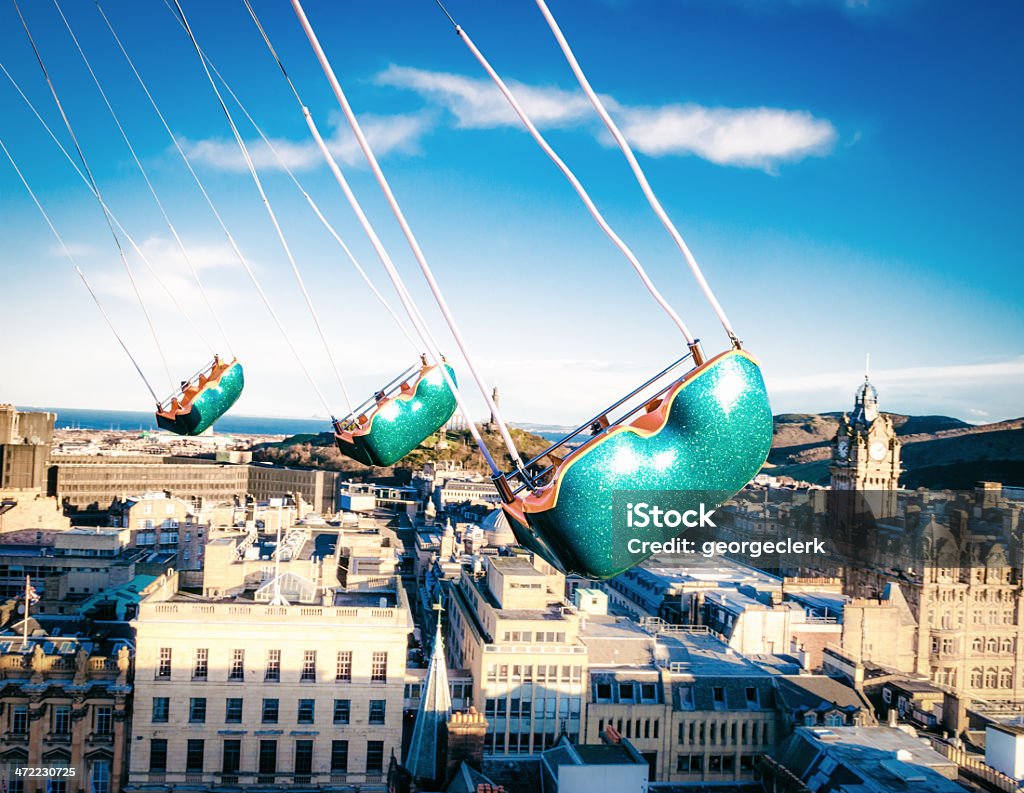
0, 0, 1021, 425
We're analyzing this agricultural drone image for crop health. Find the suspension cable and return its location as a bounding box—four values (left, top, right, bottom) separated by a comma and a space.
431, 4, 704, 360
240, 0, 498, 474
166, 0, 419, 354
0, 134, 159, 403
51, 0, 227, 357
291, 0, 525, 471
169, 0, 350, 418
11, 0, 174, 392
534, 0, 738, 347
303, 106, 500, 476
91, 0, 343, 405
0, 60, 220, 391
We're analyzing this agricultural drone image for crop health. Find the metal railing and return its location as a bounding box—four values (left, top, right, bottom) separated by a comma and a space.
333, 358, 425, 432
159, 357, 219, 410
495, 351, 695, 499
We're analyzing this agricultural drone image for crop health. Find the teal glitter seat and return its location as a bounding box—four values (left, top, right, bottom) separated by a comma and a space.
334, 362, 458, 467
155, 358, 244, 436
500, 350, 772, 580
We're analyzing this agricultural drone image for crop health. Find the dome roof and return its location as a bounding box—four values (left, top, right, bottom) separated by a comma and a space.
481, 508, 516, 546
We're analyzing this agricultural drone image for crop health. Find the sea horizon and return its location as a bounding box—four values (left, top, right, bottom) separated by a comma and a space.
17, 405, 333, 437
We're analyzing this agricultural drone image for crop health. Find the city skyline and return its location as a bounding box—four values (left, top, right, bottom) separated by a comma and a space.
0, 0, 1021, 424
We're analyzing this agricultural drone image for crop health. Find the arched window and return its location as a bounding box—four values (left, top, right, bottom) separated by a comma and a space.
987, 638, 998, 653
971, 668, 983, 688
973, 637, 984, 653
985, 668, 998, 688
1002, 639, 1014, 654
1000, 669, 1013, 689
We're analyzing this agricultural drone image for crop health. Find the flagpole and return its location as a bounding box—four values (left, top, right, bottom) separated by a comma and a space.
23, 574, 30, 648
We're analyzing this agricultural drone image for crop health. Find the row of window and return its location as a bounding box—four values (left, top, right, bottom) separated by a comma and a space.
968, 667, 1018, 689
4, 762, 111, 793
677, 719, 770, 746
8, 704, 113, 736
487, 731, 578, 753
157, 648, 386, 683
676, 754, 762, 774
499, 630, 566, 643
929, 610, 1017, 628
149, 738, 382, 776
485, 664, 583, 682
932, 587, 1016, 603
152, 697, 384, 725
485, 696, 582, 719
598, 716, 660, 740
593, 681, 661, 705
677, 685, 761, 711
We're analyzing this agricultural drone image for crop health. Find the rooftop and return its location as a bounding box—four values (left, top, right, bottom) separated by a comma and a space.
775, 726, 963, 792
631, 554, 783, 589
489, 556, 545, 576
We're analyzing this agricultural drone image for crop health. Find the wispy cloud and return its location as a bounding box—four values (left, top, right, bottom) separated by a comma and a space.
179, 111, 432, 173
377, 64, 837, 170
768, 359, 1024, 394
376, 64, 596, 129
615, 105, 836, 168
80, 235, 242, 307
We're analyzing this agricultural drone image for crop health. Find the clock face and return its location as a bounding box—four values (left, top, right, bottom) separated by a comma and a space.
869, 441, 887, 461
837, 439, 849, 459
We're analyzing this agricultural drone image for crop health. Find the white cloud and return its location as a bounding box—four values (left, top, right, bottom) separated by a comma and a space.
179, 111, 432, 173
376, 64, 596, 129
615, 104, 837, 168
81, 235, 242, 309
134, 236, 238, 274
768, 359, 1024, 394
377, 63, 836, 169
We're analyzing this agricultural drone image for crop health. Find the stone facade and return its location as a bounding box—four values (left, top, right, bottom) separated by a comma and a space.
0, 628, 131, 793
127, 532, 413, 791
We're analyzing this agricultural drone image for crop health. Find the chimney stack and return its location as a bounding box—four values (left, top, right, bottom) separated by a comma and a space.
445, 707, 488, 782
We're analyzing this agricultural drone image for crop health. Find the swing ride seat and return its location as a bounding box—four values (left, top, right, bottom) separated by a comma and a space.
334, 361, 458, 467
497, 349, 772, 581
155, 358, 244, 436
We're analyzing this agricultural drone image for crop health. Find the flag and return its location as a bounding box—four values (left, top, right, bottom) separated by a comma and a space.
27, 585, 40, 604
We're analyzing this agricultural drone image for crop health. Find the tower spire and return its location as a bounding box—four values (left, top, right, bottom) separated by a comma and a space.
405, 600, 452, 785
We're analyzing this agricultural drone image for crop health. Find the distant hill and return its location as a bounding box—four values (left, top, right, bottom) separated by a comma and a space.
252, 410, 1024, 490
770, 413, 1024, 488
252, 425, 557, 478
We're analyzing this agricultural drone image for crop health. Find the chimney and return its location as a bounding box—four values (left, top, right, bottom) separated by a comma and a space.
887, 708, 898, 728
445, 707, 488, 782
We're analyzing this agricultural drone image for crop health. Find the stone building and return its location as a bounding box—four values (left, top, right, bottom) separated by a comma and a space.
582, 623, 788, 785
443, 555, 588, 755
0, 528, 149, 607
0, 616, 132, 793
820, 378, 1024, 701
52, 457, 339, 517
127, 526, 413, 790
0, 405, 68, 534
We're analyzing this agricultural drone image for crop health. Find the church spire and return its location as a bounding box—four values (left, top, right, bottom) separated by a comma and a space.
406, 601, 452, 785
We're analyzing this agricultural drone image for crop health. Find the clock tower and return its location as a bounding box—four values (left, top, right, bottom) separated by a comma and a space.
830, 371, 902, 517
